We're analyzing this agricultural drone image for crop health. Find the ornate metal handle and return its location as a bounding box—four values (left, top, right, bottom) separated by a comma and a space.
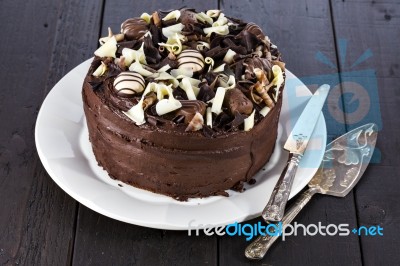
262, 153, 303, 222
245, 188, 317, 260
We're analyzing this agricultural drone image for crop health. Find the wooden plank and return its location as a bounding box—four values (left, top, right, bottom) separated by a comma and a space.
331, 0, 400, 264
72, 1, 219, 265
0, 0, 104, 264
219, 0, 362, 265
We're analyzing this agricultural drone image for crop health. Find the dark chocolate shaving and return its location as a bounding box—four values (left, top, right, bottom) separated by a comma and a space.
143, 35, 162, 64
236, 30, 261, 53
226, 111, 247, 130
197, 82, 215, 102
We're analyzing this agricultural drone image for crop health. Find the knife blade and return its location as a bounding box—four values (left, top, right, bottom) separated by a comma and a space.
246, 123, 378, 260
262, 84, 330, 222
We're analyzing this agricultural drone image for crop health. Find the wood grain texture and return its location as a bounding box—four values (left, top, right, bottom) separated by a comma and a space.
71, 1, 219, 265
0, 0, 103, 265
219, 0, 362, 265
331, 0, 400, 265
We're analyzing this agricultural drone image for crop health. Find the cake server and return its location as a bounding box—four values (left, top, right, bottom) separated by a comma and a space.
246, 123, 378, 259
262, 84, 330, 222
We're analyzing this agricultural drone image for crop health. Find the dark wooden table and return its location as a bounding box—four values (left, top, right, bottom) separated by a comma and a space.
1, 0, 399, 265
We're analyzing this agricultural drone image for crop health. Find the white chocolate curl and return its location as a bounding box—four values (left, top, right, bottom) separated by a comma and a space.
170, 68, 193, 79
122, 43, 147, 66
156, 85, 182, 115
94, 36, 117, 58
223, 49, 236, 64
212, 13, 228, 27
244, 110, 255, 131
92, 62, 107, 77
206, 10, 221, 18
211, 87, 226, 114
206, 107, 212, 127
162, 10, 181, 21
158, 33, 183, 55
203, 25, 229, 37
271, 65, 284, 102
195, 12, 213, 25
162, 23, 185, 39
259, 106, 271, 117
180, 77, 197, 100
123, 83, 182, 125
140, 12, 152, 23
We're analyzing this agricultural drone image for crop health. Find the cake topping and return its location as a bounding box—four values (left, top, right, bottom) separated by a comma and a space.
90, 8, 285, 135
121, 18, 149, 40
113, 71, 145, 97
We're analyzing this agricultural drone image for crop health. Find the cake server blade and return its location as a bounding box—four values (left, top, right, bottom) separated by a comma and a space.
262, 84, 330, 222
246, 123, 378, 260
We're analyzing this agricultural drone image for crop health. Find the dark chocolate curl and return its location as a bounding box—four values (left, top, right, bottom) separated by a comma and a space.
236, 31, 261, 53
143, 35, 162, 64
197, 82, 216, 102
222, 38, 247, 54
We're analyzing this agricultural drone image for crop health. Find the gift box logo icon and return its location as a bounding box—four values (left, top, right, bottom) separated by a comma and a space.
285, 39, 382, 164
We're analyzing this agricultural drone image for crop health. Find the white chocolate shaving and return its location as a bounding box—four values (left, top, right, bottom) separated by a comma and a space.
223, 49, 236, 64
162, 10, 181, 21
92, 62, 107, 77
206, 10, 221, 18
195, 12, 213, 25
94, 36, 117, 58
158, 33, 183, 55
244, 110, 255, 131
205, 57, 214, 67
203, 25, 229, 37
162, 23, 185, 39
122, 45, 146, 66
123, 83, 156, 125
211, 87, 226, 114
99, 27, 124, 45
129, 61, 153, 77
170, 67, 193, 79
157, 64, 171, 73
271, 65, 284, 102
259, 106, 271, 117
140, 12, 152, 23
213, 63, 226, 73
154, 72, 179, 88
212, 13, 228, 27
180, 78, 197, 100
196, 41, 210, 51
206, 107, 212, 127
124, 102, 146, 125
156, 89, 182, 116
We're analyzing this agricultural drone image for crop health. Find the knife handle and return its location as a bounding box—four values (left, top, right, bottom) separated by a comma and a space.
262, 153, 302, 222
245, 188, 317, 260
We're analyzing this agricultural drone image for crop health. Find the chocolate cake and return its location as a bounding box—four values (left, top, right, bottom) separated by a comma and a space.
82, 8, 285, 200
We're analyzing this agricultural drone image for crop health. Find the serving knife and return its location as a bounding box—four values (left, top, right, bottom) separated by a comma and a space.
246, 123, 378, 260
262, 84, 330, 222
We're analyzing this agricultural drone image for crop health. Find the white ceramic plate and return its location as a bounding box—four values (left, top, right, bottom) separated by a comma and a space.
35, 58, 326, 230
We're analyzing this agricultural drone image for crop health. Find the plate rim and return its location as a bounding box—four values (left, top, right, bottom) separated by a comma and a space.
35, 58, 327, 230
